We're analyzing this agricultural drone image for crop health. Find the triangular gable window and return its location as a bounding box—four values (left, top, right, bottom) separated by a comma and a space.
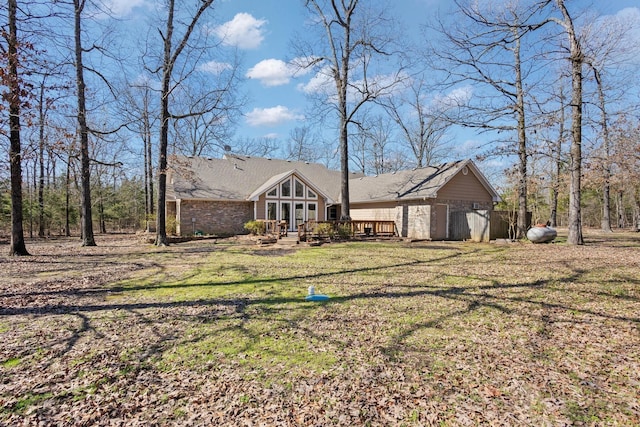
281, 180, 291, 197
295, 178, 304, 197
267, 187, 277, 197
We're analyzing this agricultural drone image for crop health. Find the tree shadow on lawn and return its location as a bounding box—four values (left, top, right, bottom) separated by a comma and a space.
2, 244, 639, 425
1, 248, 456, 301
2, 233, 639, 424
2, 248, 638, 361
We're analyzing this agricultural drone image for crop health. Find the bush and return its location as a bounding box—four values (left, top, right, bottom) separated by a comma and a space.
336, 224, 352, 239
166, 216, 178, 235
244, 220, 266, 235
314, 222, 334, 238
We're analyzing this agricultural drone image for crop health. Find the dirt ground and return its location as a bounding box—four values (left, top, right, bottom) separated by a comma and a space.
1, 231, 639, 426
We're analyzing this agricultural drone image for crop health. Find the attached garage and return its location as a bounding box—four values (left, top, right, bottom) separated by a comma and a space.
348, 160, 500, 241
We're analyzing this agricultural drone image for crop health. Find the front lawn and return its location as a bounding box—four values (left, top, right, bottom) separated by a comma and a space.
1, 231, 638, 425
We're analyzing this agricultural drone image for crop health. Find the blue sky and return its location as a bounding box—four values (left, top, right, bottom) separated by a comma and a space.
107, 0, 640, 170
211, 0, 447, 140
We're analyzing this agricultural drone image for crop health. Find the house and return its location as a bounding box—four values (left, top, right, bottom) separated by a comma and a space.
166, 154, 500, 241
348, 161, 500, 241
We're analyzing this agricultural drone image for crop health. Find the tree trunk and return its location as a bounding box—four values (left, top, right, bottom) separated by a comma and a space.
602, 183, 612, 231
567, 55, 584, 245
97, 175, 106, 234
339, 119, 351, 220
143, 91, 154, 217
155, 0, 175, 246
616, 191, 625, 228
593, 68, 612, 232
154, 0, 215, 245
74, 0, 96, 246
65, 158, 71, 237
549, 91, 564, 228
38, 82, 46, 238
514, 32, 528, 239
7, 0, 29, 256
338, 2, 353, 221
550, 130, 562, 228
633, 188, 640, 232
558, 0, 584, 245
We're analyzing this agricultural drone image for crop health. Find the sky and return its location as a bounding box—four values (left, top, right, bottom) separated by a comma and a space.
105, 0, 640, 173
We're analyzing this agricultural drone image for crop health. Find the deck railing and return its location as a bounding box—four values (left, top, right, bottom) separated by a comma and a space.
254, 220, 288, 237
297, 220, 397, 241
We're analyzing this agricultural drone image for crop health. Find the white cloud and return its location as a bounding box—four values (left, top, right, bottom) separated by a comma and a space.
297, 65, 334, 95
212, 13, 267, 50
198, 60, 232, 74
104, 0, 148, 17
245, 106, 305, 127
432, 86, 473, 109
246, 59, 293, 86
247, 57, 319, 87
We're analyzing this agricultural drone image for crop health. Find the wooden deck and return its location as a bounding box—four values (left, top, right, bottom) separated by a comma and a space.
297, 220, 398, 242
254, 220, 289, 238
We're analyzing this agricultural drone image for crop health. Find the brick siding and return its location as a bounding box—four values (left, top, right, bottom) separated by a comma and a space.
176, 200, 253, 236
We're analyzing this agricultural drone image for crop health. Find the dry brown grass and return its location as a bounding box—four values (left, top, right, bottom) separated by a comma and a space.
1, 229, 638, 426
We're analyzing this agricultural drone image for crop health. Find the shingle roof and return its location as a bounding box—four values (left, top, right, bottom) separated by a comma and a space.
167, 155, 499, 204
167, 154, 359, 202
347, 160, 499, 203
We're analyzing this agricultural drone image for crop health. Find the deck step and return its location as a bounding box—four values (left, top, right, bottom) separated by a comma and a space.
277, 236, 299, 246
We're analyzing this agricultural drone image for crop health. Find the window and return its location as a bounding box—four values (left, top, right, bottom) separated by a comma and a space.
308, 203, 317, 221
267, 187, 277, 197
281, 179, 291, 197
267, 202, 277, 220
307, 188, 317, 198
295, 179, 304, 198
281, 202, 291, 226
295, 203, 304, 227
328, 206, 337, 220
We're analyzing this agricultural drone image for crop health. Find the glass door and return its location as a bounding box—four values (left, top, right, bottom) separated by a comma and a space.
294, 203, 305, 230
281, 202, 291, 231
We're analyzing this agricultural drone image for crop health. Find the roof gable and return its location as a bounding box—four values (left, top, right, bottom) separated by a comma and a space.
167, 155, 355, 202
348, 160, 500, 203
247, 169, 335, 203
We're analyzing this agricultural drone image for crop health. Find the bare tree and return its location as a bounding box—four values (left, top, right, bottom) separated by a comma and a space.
154, 0, 216, 246
591, 65, 612, 232
383, 77, 453, 168
231, 136, 279, 158
142, 85, 154, 218
34, 71, 70, 237
122, 81, 157, 218
170, 58, 243, 157
69, 0, 97, 246
285, 126, 320, 163
349, 112, 402, 175
549, 84, 567, 228
609, 116, 640, 231
580, 11, 639, 233
431, 0, 549, 239
299, 0, 406, 219
550, 0, 584, 245
364, 115, 400, 175
2, 0, 29, 255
